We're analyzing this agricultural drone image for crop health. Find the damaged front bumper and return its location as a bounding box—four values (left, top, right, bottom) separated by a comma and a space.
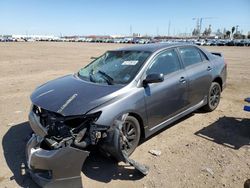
26, 106, 148, 187
26, 108, 95, 188
26, 108, 123, 188
26, 134, 89, 188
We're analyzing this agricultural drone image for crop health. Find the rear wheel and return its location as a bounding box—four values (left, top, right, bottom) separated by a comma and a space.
203, 82, 221, 112
121, 116, 141, 156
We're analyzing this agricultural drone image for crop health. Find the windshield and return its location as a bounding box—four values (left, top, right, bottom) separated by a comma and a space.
78, 50, 151, 85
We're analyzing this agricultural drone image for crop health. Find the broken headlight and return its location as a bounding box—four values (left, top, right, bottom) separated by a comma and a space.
31, 105, 103, 143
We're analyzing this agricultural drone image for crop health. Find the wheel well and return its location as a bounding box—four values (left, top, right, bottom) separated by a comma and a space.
213, 77, 223, 90
128, 113, 145, 139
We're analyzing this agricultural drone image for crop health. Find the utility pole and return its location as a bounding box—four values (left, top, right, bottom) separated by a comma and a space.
199, 18, 203, 35
168, 21, 171, 36
236, 25, 239, 33
129, 25, 132, 37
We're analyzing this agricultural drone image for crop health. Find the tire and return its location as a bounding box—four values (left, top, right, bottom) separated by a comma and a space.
203, 82, 221, 112
121, 116, 141, 156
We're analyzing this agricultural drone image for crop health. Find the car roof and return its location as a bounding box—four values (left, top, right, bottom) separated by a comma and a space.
113, 43, 195, 53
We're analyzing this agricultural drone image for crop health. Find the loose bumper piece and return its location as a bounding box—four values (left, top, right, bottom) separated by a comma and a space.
26, 134, 89, 188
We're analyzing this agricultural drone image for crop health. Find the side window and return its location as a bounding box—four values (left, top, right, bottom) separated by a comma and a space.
179, 47, 203, 67
146, 49, 181, 75
199, 50, 209, 61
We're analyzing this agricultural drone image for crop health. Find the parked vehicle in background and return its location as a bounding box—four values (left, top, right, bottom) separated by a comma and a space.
195, 39, 206, 46
1, 34, 250, 47
217, 40, 227, 46
226, 40, 235, 46
234, 40, 245, 46
244, 98, 250, 112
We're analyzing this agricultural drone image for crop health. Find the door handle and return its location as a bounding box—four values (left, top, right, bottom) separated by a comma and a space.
179, 77, 186, 83
207, 66, 212, 71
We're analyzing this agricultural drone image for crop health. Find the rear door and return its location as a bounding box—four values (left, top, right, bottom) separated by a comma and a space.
143, 49, 188, 130
178, 46, 213, 107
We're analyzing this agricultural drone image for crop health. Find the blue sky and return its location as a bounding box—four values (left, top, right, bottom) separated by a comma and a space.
0, 0, 249, 36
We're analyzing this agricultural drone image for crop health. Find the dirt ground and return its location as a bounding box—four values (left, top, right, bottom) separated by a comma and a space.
0, 42, 249, 188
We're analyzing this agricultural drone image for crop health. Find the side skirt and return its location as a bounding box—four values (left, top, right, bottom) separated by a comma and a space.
145, 99, 206, 137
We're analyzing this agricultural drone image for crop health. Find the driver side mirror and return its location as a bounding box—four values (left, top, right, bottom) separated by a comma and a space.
143, 73, 164, 86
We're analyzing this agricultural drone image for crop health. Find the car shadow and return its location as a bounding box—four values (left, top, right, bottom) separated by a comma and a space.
82, 150, 145, 183
82, 113, 196, 183
2, 122, 39, 188
195, 116, 250, 149
140, 113, 194, 144
2, 122, 145, 187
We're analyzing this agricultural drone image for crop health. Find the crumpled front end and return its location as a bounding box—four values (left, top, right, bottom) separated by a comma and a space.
26, 104, 148, 187
26, 105, 110, 187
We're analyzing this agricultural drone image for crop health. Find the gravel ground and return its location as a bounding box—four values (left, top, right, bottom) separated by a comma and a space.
0, 42, 249, 188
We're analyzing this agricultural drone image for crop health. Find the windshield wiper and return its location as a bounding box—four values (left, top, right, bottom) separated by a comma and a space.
97, 70, 114, 85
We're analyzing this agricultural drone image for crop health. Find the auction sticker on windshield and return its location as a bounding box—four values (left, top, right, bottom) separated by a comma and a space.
122, 60, 138, 65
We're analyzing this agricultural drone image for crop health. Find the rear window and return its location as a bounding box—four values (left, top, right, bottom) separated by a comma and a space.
199, 49, 209, 61
179, 47, 203, 67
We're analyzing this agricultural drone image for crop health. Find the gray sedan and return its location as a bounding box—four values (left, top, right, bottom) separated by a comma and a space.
27, 43, 227, 187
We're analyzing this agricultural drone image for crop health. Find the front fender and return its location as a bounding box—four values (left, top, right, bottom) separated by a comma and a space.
87, 87, 147, 129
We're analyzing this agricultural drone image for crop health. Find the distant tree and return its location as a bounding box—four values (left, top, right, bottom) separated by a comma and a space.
226, 31, 231, 38
203, 28, 208, 36
223, 28, 226, 35
214, 29, 223, 38
248, 34, 250, 39
233, 33, 239, 39
231, 26, 235, 34
192, 29, 195, 36
233, 33, 245, 39
207, 25, 212, 36
192, 29, 199, 36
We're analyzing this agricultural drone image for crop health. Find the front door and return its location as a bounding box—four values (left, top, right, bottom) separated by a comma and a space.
143, 49, 188, 130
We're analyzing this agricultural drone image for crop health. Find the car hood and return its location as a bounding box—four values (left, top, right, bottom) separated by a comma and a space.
31, 74, 124, 116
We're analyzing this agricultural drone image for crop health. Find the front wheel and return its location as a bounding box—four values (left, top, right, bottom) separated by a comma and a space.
121, 116, 141, 156
203, 82, 221, 112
